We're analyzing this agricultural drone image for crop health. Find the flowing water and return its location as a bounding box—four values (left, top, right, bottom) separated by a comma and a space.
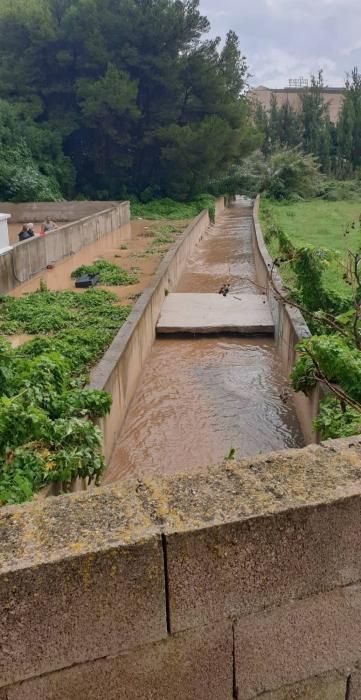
106, 200, 304, 482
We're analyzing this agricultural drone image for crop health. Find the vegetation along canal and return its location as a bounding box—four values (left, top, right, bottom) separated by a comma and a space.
105, 200, 304, 482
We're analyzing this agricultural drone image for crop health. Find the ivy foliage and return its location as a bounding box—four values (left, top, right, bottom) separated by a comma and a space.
290, 246, 361, 438
313, 396, 361, 440
291, 247, 350, 317
292, 336, 361, 404
262, 202, 361, 440
0, 288, 131, 505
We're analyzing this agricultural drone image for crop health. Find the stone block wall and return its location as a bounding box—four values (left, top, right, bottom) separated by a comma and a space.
1, 437, 361, 698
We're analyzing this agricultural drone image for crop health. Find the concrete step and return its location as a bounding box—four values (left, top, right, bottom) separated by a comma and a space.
156, 293, 274, 335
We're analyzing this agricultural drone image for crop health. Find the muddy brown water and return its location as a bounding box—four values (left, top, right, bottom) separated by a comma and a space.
10, 218, 186, 301
106, 200, 304, 482
177, 205, 257, 294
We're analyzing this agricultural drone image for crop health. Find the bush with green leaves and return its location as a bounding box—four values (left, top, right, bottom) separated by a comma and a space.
212, 148, 322, 201
0, 344, 111, 505
262, 148, 322, 200
0, 288, 131, 505
130, 195, 216, 220
313, 395, 361, 439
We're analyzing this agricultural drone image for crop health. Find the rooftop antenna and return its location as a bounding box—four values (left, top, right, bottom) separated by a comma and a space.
288, 77, 308, 88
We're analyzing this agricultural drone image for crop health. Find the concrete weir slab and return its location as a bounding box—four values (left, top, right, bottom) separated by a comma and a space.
157, 293, 274, 335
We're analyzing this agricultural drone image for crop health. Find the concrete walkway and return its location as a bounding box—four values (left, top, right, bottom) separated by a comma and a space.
157, 292, 274, 335
157, 199, 275, 336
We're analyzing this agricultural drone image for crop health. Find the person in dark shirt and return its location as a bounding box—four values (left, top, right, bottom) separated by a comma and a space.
18, 224, 35, 242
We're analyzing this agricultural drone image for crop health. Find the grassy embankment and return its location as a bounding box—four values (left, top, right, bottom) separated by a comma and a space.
260, 198, 361, 297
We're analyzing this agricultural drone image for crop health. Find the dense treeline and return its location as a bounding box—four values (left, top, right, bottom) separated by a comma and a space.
0, 0, 256, 202
254, 69, 361, 178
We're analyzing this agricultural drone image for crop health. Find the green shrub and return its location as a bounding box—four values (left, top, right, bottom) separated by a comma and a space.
71, 260, 139, 286
0, 288, 132, 504
130, 195, 215, 220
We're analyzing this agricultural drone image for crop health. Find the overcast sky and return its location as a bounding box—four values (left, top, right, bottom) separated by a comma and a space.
200, 0, 361, 88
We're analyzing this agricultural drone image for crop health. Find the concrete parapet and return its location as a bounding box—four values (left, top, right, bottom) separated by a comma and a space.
252, 195, 320, 443
1, 437, 361, 696
143, 439, 361, 632
0, 202, 130, 294
0, 485, 166, 687
0, 201, 121, 223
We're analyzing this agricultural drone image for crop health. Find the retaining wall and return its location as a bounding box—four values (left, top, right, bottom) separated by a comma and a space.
252, 196, 320, 443
0, 202, 130, 294
0, 201, 120, 223
1, 437, 361, 698
90, 198, 225, 462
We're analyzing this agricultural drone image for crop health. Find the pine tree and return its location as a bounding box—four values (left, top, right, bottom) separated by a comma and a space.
268, 93, 280, 149
300, 71, 332, 173
278, 102, 302, 148
335, 69, 361, 176
0, 0, 256, 200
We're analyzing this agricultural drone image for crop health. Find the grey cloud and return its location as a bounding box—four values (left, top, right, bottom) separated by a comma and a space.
200, 0, 361, 87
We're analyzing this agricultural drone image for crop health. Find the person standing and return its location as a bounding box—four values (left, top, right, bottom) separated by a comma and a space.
40, 217, 56, 235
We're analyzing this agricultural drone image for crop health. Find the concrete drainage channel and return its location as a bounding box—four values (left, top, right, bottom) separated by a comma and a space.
103, 197, 306, 483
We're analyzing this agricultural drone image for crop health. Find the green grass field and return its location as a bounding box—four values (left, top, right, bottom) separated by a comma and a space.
260, 198, 361, 295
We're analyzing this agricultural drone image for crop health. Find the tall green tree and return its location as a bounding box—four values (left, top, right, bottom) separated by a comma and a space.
337, 68, 361, 173
268, 93, 280, 149
278, 102, 302, 149
0, 98, 74, 201
300, 71, 332, 172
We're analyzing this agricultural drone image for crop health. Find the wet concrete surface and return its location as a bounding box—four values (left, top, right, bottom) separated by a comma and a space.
106, 201, 304, 482
157, 293, 274, 334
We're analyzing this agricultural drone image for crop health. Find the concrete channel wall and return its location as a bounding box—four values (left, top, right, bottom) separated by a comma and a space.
252, 196, 321, 443
1, 437, 361, 698
0, 202, 130, 294
90, 198, 225, 462
0, 201, 120, 223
